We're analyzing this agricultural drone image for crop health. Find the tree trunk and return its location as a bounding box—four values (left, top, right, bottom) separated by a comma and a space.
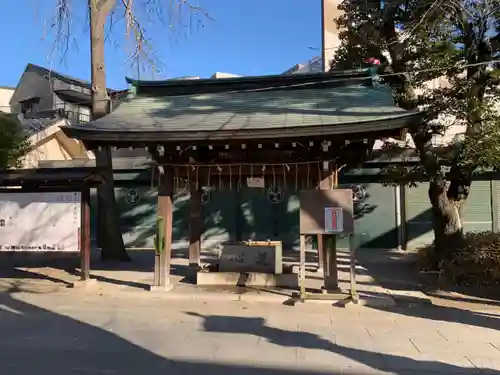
90, 0, 130, 261
428, 179, 468, 267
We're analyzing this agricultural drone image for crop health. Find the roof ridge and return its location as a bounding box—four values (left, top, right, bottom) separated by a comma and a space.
27, 63, 92, 89
125, 68, 373, 88
26, 63, 124, 92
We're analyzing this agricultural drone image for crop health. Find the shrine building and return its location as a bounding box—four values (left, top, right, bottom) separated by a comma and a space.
62, 68, 423, 289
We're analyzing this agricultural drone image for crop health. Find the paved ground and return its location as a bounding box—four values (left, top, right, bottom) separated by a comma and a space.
1, 291, 499, 375
0, 248, 427, 307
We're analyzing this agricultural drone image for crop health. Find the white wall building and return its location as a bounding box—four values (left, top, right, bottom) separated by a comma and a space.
0, 86, 15, 113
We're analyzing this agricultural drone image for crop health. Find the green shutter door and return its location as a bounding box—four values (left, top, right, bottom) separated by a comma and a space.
335, 183, 398, 249
201, 188, 236, 247
495, 180, 500, 232
239, 185, 300, 248
462, 181, 492, 232
114, 187, 190, 248
405, 184, 434, 249
240, 187, 274, 241
281, 192, 300, 249
115, 187, 158, 248
405, 181, 493, 249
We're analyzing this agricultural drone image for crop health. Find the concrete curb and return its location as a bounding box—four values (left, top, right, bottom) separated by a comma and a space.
93, 285, 398, 308
386, 290, 433, 306
1, 279, 398, 309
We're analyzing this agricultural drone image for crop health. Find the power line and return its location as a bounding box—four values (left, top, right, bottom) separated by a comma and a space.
225, 59, 500, 93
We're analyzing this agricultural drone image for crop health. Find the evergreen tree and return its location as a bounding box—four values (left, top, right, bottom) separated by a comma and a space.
0, 113, 31, 169
332, 0, 500, 264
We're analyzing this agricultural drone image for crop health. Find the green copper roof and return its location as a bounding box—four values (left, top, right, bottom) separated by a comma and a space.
64, 72, 422, 142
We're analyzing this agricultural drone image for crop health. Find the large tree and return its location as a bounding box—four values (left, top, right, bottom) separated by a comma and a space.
0, 113, 31, 169
46, 0, 209, 261
332, 0, 500, 264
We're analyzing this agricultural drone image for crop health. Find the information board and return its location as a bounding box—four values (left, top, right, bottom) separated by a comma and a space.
299, 189, 354, 235
0, 192, 81, 252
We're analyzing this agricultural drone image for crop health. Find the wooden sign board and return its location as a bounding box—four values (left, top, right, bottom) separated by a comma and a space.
299, 189, 354, 235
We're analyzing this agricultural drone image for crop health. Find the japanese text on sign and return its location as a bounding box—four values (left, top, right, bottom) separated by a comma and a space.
324, 207, 344, 233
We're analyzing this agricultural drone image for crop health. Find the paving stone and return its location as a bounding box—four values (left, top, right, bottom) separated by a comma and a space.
379, 353, 479, 374
296, 347, 384, 374
465, 355, 500, 373
1, 292, 500, 375
410, 338, 500, 357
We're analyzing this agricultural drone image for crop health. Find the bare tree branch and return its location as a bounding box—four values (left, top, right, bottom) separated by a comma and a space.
42, 0, 212, 77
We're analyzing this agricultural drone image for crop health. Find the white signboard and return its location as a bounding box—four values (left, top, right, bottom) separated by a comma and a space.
247, 177, 265, 188
0, 192, 81, 252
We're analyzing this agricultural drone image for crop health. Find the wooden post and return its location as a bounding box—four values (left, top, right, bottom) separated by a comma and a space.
349, 234, 359, 303
316, 166, 328, 271
299, 234, 306, 301
80, 187, 91, 281
323, 235, 339, 291
189, 185, 202, 268
317, 234, 325, 271
153, 168, 174, 291
318, 163, 339, 290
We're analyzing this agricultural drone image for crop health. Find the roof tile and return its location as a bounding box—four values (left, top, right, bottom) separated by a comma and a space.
75, 84, 408, 134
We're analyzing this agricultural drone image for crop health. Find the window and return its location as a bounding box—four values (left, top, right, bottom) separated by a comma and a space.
21, 98, 40, 114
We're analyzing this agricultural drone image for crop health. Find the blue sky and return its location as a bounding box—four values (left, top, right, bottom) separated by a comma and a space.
1, 0, 321, 90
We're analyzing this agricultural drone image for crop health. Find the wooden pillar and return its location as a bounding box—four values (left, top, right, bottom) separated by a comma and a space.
349, 234, 359, 303
323, 235, 339, 291
320, 164, 339, 291
189, 185, 202, 268
80, 187, 91, 281
316, 164, 331, 272
317, 234, 325, 271
153, 168, 174, 290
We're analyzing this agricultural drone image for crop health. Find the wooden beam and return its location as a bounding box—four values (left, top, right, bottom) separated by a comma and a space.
155, 164, 326, 186
54, 130, 89, 159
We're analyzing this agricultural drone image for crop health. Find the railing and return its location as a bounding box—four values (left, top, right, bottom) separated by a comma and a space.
54, 103, 91, 124
63, 110, 90, 124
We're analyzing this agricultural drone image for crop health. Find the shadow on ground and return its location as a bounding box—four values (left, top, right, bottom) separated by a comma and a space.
185, 312, 499, 374
1, 290, 339, 375
0, 279, 499, 375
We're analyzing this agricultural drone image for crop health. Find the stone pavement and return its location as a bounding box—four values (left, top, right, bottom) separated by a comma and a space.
0, 248, 430, 307
0, 291, 499, 374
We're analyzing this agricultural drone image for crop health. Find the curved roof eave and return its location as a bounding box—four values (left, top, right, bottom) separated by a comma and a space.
61, 111, 423, 143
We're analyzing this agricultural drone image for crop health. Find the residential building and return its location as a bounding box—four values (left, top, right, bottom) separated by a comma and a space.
9, 63, 126, 124
210, 72, 241, 79
282, 56, 323, 75
4, 63, 127, 167
0, 111, 91, 168
0, 86, 15, 113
